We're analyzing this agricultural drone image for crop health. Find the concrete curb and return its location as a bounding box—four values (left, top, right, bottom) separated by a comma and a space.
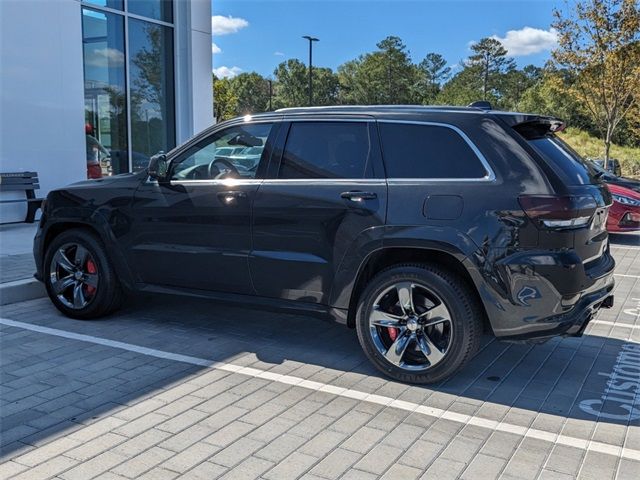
0, 278, 46, 305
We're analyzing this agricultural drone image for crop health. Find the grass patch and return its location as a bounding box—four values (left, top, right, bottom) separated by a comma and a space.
559, 128, 640, 178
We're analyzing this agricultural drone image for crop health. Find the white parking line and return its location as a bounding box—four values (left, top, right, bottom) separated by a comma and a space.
1, 317, 639, 461
614, 273, 640, 279
610, 245, 640, 250
591, 320, 640, 330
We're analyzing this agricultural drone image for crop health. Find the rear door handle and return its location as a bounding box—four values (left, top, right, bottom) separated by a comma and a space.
340, 191, 377, 202
218, 190, 247, 204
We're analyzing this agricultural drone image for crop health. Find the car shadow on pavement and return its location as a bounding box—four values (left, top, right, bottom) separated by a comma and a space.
1, 292, 638, 460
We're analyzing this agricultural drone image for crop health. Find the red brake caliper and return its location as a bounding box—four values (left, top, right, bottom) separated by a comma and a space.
85, 259, 97, 295
388, 327, 398, 341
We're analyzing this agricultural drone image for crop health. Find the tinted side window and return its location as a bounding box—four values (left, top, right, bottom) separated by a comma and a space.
279, 122, 370, 179
379, 123, 488, 179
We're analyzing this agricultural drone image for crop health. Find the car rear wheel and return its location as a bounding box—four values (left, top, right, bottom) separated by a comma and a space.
44, 229, 123, 319
355, 264, 483, 384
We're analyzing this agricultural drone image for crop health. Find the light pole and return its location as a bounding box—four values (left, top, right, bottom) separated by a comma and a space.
302, 35, 319, 106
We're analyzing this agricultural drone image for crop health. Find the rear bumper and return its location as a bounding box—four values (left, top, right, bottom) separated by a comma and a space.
498, 283, 614, 342
467, 247, 616, 341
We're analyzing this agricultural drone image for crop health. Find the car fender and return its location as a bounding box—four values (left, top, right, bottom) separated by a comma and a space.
329, 225, 481, 310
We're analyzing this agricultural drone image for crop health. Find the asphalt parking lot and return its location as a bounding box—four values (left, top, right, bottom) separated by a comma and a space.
1, 233, 639, 480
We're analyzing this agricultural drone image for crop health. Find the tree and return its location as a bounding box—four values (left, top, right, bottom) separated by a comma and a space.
231, 72, 270, 114
273, 59, 339, 107
468, 37, 516, 100
273, 59, 309, 108
338, 36, 418, 104
310, 67, 339, 105
436, 65, 484, 106
213, 74, 238, 121
415, 53, 451, 104
552, 0, 640, 160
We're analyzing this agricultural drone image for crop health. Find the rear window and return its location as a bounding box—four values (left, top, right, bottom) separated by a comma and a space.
527, 136, 598, 185
379, 123, 488, 179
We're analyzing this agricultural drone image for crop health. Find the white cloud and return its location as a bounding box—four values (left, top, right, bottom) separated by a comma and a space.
274, 51, 285, 57
213, 66, 243, 79
211, 42, 221, 54
492, 27, 558, 56
211, 15, 249, 36
86, 47, 124, 67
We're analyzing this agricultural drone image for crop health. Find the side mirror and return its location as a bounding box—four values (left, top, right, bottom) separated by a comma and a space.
148, 153, 169, 183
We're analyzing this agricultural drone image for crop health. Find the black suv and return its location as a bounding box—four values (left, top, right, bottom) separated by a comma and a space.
34, 106, 615, 384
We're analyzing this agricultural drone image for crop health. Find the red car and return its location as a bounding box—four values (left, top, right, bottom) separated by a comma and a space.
607, 183, 640, 232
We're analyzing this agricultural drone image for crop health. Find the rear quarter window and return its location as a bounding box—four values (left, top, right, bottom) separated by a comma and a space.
527, 136, 598, 185
378, 123, 489, 179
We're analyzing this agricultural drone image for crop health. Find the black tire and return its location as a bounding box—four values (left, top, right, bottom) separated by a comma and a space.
355, 264, 483, 384
44, 229, 123, 319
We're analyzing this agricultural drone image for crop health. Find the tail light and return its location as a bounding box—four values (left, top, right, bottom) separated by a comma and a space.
518, 195, 597, 230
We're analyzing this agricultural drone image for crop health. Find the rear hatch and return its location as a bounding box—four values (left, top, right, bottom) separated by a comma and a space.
507, 115, 612, 273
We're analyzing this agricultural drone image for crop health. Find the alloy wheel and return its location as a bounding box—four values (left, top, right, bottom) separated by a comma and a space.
369, 281, 453, 371
49, 243, 99, 309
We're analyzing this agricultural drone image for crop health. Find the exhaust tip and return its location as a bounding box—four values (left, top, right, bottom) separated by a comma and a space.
601, 295, 614, 309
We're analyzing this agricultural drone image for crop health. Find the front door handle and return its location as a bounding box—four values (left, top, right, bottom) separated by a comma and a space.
341, 191, 377, 203
218, 190, 247, 204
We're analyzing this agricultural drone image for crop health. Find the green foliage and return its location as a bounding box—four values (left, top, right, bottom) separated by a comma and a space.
552, 0, 640, 159
415, 53, 451, 104
213, 74, 238, 122
561, 128, 640, 177
232, 72, 271, 115
338, 36, 418, 104
467, 37, 516, 101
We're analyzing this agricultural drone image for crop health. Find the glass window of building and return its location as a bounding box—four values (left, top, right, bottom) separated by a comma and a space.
128, 0, 173, 23
82, 8, 128, 178
128, 18, 175, 171
84, 0, 124, 10
81, 1, 174, 179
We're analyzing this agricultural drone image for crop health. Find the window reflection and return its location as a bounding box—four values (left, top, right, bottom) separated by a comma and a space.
83, 0, 124, 10
82, 8, 128, 178
128, 18, 175, 171
128, 0, 173, 23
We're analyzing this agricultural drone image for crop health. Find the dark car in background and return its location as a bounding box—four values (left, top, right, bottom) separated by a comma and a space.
593, 158, 622, 177
588, 159, 640, 193
34, 105, 615, 383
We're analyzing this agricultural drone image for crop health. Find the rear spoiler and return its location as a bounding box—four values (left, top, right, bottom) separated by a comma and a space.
504, 115, 566, 140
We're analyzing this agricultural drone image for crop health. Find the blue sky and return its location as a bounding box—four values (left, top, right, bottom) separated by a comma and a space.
211, 0, 565, 79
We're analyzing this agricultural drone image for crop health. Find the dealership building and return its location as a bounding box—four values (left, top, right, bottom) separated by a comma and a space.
0, 0, 213, 222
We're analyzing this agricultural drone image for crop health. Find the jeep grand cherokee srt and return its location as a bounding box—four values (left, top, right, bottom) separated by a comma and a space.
34, 105, 615, 383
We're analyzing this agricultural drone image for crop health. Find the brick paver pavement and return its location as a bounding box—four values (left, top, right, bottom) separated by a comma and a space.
0, 233, 638, 479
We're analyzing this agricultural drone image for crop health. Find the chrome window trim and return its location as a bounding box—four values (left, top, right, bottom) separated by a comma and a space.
377, 119, 497, 182
261, 179, 385, 185
145, 178, 263, 186
145, 178, 386, 186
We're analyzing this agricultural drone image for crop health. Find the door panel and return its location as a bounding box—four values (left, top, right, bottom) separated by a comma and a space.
129, 180, 259, 293
128, 121, 278, 293
249, 119, 387, 304
250, 180, 386, 302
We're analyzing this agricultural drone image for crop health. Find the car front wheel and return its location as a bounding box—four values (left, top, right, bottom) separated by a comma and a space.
44, 229, 123, 319
355, 264, 483, 384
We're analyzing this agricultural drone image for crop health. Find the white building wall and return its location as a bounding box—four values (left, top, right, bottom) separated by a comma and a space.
0, 0, 86, 223
175, 0, 214, 144
0, 0, 213, 223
